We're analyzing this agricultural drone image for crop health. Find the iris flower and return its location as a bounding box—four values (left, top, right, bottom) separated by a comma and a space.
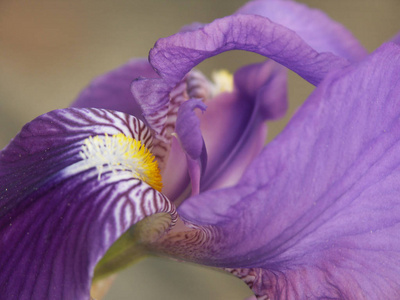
1, 0, 400, 299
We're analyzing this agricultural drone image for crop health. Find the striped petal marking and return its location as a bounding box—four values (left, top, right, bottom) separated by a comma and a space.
0, 108, 177, 300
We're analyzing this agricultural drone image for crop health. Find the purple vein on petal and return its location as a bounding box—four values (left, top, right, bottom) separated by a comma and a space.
145, 43, 400, 299
0, 108, 177, 300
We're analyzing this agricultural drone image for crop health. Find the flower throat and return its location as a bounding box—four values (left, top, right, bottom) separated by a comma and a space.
80, 133, 162, 191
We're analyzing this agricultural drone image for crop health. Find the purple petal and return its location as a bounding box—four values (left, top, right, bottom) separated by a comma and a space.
174, 99, 207, 197
154, 98, 209, 202
148, 15, 348, 86
132, 14, 350, 134
144, 72, 213, 203
147, 78, 189, 171
237, 0, 367, 61
140, 71, 212, 171
163, 61, 286, 199
150, 43, 400, 299
161, 137, 190, 201
233, 59, 288, 121
0, 108, 177, 300
193, 60, 286, 192
148, 74, 210, 202
175, 99, 206, 161
71, 59, 158, 122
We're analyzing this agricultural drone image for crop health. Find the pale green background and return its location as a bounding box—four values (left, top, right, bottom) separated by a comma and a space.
0, 1, 399, 299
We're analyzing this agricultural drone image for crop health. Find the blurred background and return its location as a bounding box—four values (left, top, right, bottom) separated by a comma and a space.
0, 0, 399, 299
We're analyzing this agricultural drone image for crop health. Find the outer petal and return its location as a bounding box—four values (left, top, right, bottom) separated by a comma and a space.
237, 0, 367, 61
132, 14, 350, 134
151, 43, 400, 299
71, 59, 158, 122
0, 108, 177, 300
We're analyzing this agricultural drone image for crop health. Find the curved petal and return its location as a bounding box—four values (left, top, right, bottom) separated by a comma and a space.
150, 43, 400, 299
71, 59, 158, 122
132, 14, 350, 134
237, 0, 367, 61
0, 108, 177, 300
178, 0, 367, 63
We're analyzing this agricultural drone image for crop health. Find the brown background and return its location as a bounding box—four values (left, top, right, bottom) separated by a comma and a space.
0, 1, 399, 299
